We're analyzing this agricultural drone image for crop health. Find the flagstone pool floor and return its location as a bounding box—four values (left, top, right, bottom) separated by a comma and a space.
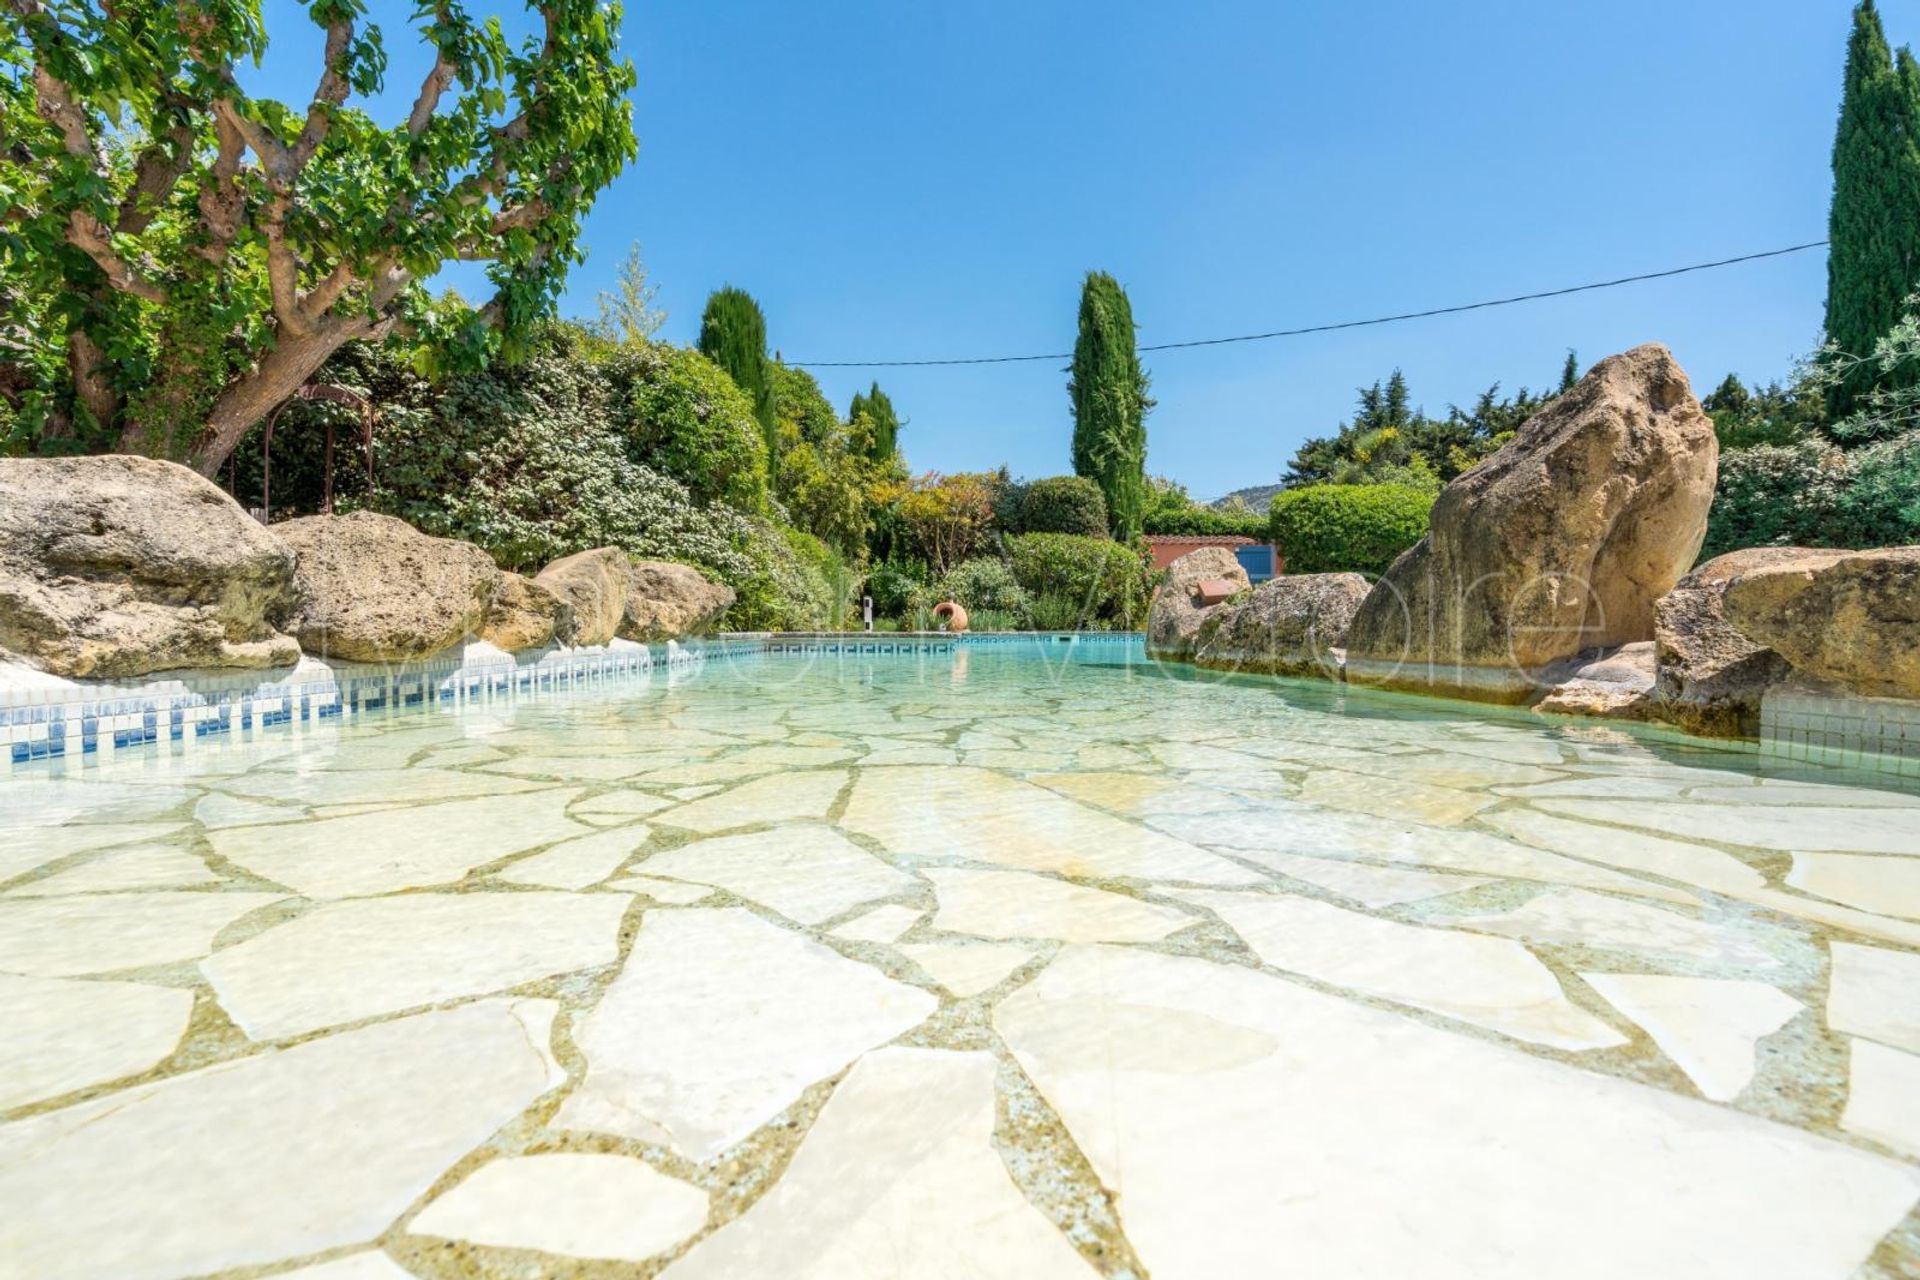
4, 640, 1920, 1279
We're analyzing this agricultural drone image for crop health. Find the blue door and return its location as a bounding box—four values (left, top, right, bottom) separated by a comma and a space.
1235, 545, 1275, 584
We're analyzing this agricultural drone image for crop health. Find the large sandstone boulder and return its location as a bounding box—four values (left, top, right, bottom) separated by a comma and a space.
1651, 548, 1823, 737
1344, 344, 1717, 701
620, 561, 735, 641
1146, 547, 1249, 659
1193, 572, 1370, 676
534, 548, 632, 647
481, 572, 572, 653
278, 511, 501, 662
0, 456, 299, 677
1723, 547, 1920, 701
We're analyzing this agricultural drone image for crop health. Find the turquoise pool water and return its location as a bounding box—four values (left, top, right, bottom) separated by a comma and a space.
2, 636, 1919, 1279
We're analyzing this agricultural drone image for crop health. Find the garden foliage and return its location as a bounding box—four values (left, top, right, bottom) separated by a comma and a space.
1004, 533, 1152, 629
1268, 484, 1435, 577
997, 475, 1111, 538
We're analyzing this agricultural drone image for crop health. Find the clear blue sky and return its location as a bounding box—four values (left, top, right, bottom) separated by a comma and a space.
259, 0, 1871, 500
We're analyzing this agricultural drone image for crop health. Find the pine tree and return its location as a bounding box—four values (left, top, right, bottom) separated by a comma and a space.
861, 382, 902, 462
1068, 272, 1153, 540
699, 287, 778, 473
1826, 0, 1920, 415
1382, 370, 1416, 430
1560, 350, 1580, 392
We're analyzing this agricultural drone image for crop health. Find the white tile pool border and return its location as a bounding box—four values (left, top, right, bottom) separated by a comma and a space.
5, 631, 1915, 782
0, 632, 1136, 771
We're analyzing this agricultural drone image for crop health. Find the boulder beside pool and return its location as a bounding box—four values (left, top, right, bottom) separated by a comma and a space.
1723, 546, 1920, 701
0, 455, 299, 677
278, 510, 500, 662
535, 547, 634, 647
1650, 548, 1819, 737
1147, 546, 1249, 659
1343, 344, 1718, 702
1193, 572, 1371, 677
482, 572, 574, 652
621, 560, 735, 641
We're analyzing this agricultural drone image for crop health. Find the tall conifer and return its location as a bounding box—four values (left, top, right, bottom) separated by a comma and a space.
1826, 0, 1920, 414
699, 287, 778, 472
1068, 272, 1153, 540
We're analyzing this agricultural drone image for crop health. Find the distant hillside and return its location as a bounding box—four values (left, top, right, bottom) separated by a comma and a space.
1208, 483, 1283, 512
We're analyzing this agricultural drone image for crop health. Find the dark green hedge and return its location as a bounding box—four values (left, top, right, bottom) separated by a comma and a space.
999, 475, 1110, 538
1268, 484, 1434, 576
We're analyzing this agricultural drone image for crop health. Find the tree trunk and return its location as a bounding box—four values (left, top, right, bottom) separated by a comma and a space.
184, 324, 360, 477
67, 328, 118, 434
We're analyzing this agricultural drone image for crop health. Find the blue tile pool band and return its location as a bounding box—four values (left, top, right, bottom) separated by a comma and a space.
5, 631, 1912, 779
0, 633, 1115, 771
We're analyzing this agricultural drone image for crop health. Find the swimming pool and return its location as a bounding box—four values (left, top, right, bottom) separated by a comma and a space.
3, 635, 1919, 1278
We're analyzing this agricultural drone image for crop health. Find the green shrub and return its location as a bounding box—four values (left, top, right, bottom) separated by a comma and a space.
1141, 506, 1270, 539
1027, 590, 1089, 631
935, 558, 1033, 626
608, 341, 768, 511
1700, 442, 1855, 559
1001, 475, 1110, 538
1004, 533, 1150, 628
865, 558, 928, 618
1841, 432, 1920, 544
1268, 484, 1435, 576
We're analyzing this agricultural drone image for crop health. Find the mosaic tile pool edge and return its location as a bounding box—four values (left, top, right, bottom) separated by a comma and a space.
0, 638, 766, 771
0, 633, 1135, 771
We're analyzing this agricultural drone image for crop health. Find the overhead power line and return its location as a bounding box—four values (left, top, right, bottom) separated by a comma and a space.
787, 239, 1830, 369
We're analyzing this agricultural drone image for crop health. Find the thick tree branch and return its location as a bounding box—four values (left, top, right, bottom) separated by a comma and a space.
408, 53, 456, 135
67, 211, 168, 303
289, 18, 353, 168
29, 66, 98, 165
194, 112, 248, 263
300, 260, 360, 319
259, 194, 308, 335
116, 111, 197, 235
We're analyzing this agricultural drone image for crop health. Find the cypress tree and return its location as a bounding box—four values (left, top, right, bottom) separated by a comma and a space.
1825, 0, 1920, 415
1068, 271, 1153, 540
1560, 350, 1580, 392
862, 382, 901, 462
698, 287, 778, 472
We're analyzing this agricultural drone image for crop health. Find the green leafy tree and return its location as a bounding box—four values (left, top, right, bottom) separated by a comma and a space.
861, 382, 901, 462
1825, 0, 1920, 415
1068, 271, 1153, 539
0, 0, 637, 471
697, 286, 776, 471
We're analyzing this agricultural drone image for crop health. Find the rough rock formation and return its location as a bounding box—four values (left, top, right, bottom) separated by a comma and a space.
1535, 643, 1656, 721
1193, 573, 1371, 676
1344, 344, 1718, 701
1723, 547, 1920, 701
1651, 549, 1823, 737
534, 548, 633, 647
1146, 547, 1249, 659
481, 573, 573, 652
278, 511, 501, 662
621, 561, 735, 641
0, 456, 299, 677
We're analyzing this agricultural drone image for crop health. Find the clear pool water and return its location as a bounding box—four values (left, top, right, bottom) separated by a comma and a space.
3, 637, 1919, 1279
